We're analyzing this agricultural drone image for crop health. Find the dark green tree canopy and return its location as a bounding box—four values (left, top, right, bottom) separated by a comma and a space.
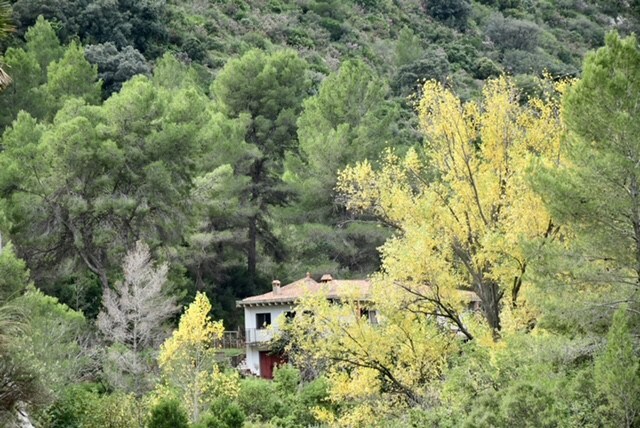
85, 42, 150, 97
212, 49, 310, 279
0, 72, 210, 310
11, 0, 169, 56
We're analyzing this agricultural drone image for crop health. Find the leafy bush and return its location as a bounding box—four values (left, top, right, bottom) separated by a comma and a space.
286, 28, 316, 48
423, 0, 472, 30
12, 0, 170, 56
392, 49, 451, 94
273, 364, 301, 394
85, 43, 151, 97
0, 243, 29, 302
319, 17, 348, 41
237, 378, 284, 421
45, 385, 143, 428
200, 398, 246, 428
486, 13, 541, 52
502, 49, 574, 75
473, 57, 502, 79
84, 392, 145, 428
45, 385, 96, 428
148, 398, 189, 428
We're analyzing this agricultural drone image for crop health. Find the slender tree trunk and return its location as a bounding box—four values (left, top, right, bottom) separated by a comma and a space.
247, 157, 264, 280
247, 215, 257, 279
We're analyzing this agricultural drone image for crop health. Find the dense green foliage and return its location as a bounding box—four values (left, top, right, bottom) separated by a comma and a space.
148, 399, 190, 428
0, 0, 639, 426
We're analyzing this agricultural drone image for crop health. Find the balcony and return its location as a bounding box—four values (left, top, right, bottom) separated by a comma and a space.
213, 331, 245, 349
245, 327, 277, 345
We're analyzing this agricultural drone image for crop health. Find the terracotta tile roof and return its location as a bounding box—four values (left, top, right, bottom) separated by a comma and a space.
236, 275, 372, 307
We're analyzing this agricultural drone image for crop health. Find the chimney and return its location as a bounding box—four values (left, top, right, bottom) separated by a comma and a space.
272, 279, 281, 294
320, 274, 333, 283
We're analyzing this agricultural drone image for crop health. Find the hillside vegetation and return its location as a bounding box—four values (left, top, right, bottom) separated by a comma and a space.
0, 0, 639, 427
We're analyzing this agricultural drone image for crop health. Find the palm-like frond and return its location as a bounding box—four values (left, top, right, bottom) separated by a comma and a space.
0, 1, 14, 90
0, 66, 10, 89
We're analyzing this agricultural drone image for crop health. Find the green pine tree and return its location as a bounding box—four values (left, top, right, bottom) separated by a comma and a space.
594, 306, 640, 427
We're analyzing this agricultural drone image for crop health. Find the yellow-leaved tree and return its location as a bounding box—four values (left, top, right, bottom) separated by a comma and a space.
157, 292, 239, 423
285, 291, 459, 426
338, 76, 565, 338
285, 76, 567, 426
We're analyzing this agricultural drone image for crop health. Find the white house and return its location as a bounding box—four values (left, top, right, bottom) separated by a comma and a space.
236, 273, 372, 378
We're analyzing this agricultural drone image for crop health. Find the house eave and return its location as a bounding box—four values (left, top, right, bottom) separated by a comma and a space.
236, 299, 297, 308
236, 295, 374, 308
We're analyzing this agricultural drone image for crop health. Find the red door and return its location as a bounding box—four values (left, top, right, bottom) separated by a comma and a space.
259, 351, 287, 379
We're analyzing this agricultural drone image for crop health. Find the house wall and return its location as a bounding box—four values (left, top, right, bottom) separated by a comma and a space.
243, 304, 293, 376
246, 344, 260, 376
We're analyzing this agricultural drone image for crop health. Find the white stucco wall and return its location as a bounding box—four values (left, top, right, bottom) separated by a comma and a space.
244, 305, 293, 329
246, 344, 261, 376
243, 304, 293, 376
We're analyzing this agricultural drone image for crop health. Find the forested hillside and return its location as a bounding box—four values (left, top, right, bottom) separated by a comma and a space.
1, 0, 639, 426
2, 0, 638, 324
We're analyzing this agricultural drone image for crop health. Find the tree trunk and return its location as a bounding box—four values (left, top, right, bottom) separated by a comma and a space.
477, 279, 502, 335
247, 157, 264, 280
247, 215, 257, 279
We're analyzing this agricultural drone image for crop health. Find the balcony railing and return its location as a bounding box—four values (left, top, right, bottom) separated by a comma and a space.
245, 327, 278, 345
213, 331, 245, 349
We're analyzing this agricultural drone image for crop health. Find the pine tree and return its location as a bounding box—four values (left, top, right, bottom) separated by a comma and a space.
532, 32, 640, 333
594, 306, 640, 427
212, 49, 310, 279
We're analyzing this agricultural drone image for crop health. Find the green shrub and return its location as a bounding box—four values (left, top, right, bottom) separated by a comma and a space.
203, 398, 246, 428
273, 364, 301, 395
85, 392, 144, 428
45, 385, 143, 428
45, 385, 97, 428
237, 378, 284, 421
392, 49, 451, 95
293, 377, 332, 426
319, 17, 347, 41
423, 0, 472, 30
222, 403, 245, 428
285, 28, 315, 49
148, 398, 189, 428
473, 57, 502, 79
192, 413, 225, 428
486, 13, 541, 52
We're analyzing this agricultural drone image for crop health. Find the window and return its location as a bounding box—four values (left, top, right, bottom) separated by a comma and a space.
360, 308, 378, 325
256, 313, 271, 329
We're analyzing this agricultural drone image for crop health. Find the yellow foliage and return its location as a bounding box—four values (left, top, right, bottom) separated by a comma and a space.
289, 76, 567, 425
285, 290, 457, 425
159, 292, 224, 366
158, 292, 239, 422
338, 76, 566, 335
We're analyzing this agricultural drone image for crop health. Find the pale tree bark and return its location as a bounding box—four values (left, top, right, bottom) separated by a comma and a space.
13, 402, 35, 428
